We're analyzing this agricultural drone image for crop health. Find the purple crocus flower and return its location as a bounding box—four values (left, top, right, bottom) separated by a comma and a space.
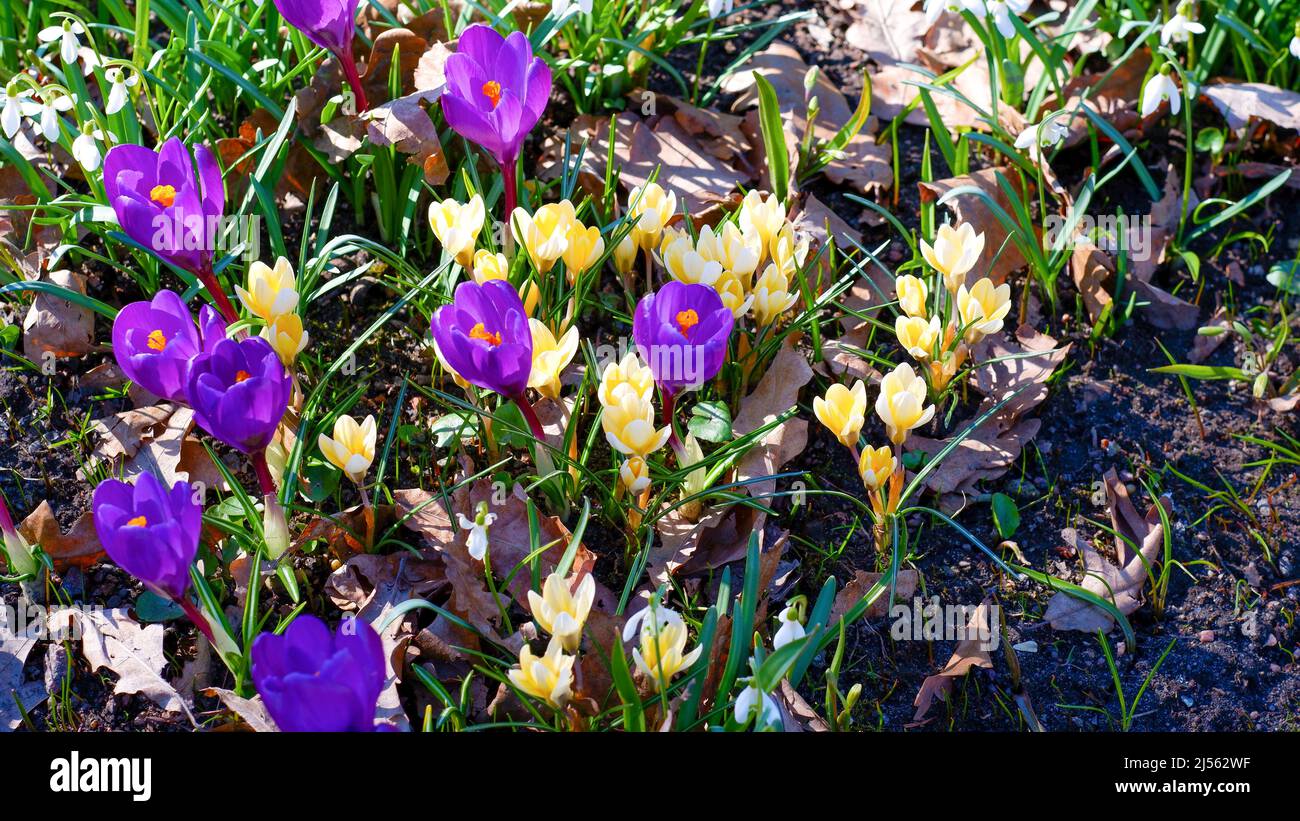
633, 281, 734, 398
186, 336, 291, 454
251, 614, 387, 732
441, 25, 551, 216
272, 0, 369, 111
431, 279, 532, 399
92, 473, 201, 601
111, 289, 227, 403
102, 137, 240, 324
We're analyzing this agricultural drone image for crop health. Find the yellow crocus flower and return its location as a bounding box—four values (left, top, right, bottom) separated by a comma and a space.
471, 249, 509, 284
628, 182, 677, 250
624, 602, 701, 692
527, 572, 596, 652
751, 263, 799, 326
236, 256, 298, 323
601, 389, 671, 457
738, 190, 785, 262
895, 274, 929, 318
318, 413, 377, 484
895, 314, 942, 361
956, 277, 1012, 343
261, 311, 309, 366
875, 363, 935, 445
599, 350, 655, 406
512, 201, 575, 274
812, 380, 866, 449
507, 638, 575, 708
858, 444, 896, 490
562, 221, 605, 284
527, 319, 580, 400
613, 232, 638, 278
921, 222, 984, 292
620, 455, 651, 493
428, 194, 484, 268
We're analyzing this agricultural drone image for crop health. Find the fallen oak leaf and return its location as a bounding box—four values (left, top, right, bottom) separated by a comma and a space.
0, 613, 46, 731
830, 568, 920, 621
203, 687, 279, 732
911, 598, 995, 723
15, 501, 102, 572
22, 269, 95, 359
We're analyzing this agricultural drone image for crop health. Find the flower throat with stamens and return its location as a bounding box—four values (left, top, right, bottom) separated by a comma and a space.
150, 184, 176, 207
127, 515, 148, 527
147, 329, 167, 351
481, 81, 501, 108
235, 370, 251, 383
469, 322, 502, 347
675, 309, 699, 338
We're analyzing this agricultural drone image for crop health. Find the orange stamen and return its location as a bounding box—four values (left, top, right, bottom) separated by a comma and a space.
147, 329, 167, 351
481, 80, 502, 108
150, 184, 176, 207
127, 515, 148, 527
674, 309, 699, 337
469, 322, 502, 347
235, 370, 251, 383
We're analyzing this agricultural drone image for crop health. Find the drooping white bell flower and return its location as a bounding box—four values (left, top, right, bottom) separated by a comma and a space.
734, 678, 783, 729
105, 67, 138, 116
551, 0, 593, 18
72, 124, 107, 171
32, 92, 74, 142
1160, 4, 1205, 45
1140, 70, 1181, 118
986, 0, 1030, 37
1014, 113, 1069, 157
772, 604, 806, 651
1, 84, 31, 140
707, 0, 735, 19
38, 20, 86, 65
456, 502, 497, 562
1292, 35, 1300, 59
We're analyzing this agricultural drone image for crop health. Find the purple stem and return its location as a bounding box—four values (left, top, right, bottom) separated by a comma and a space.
250, 449, 276, 497
513, 395, 546, 440
177, 596, 218, 647
195, 260, 240, 326
662, 389, 684, 457
0, 493, 14, 535
339, 45, 370, 112
501, 156, 518, 223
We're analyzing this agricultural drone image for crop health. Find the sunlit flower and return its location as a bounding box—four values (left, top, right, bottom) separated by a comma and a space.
734, 678, 782, 728
628, 182, 677, 250
261, 311, 309, 365
707, 0, 735, 18
1291, 28, 1300, 59
472, 248, 509, 283
430, 280, 532, 399
613, 232, 638, 277
38, 19, 85, 64
551, 0, 593, 17
457, 501, 496, 561
624, 601, 700, 691
986, 0, 1029, 37
715, 271, 753, 318
1140, 69, 1181, 118
924, 0, 986, 24
1014, 114, 1069, 156
30, 91, 73, 142
2, 83, 30, 140
768, 222, 808, 277
72, 123, 107, 171
678, 433, 709, 520
188, 336, 291, 453
1161, 5, 1205, 45
236, 257, 299, 323
921, 222, 984, 292
562, 220, 604, 283
620, 455, 651, 493
112, 289, 225, 403
527, 319, 579, 400
876, 363, 935, 445
738, 190, 784, 260
633, 281, 733, 397
664, 233, 723, 288
751, 263, 799, 326
896, 274, 929, 318
601, 389, 671, 457
508, 638, 575, 708
428, 194, 484, 268
512, 201, 575, 274
92, 473, 200, 601
773, 603, 805, 650
318, 414, 376, 484
895, 314, 942, 360
528, 572, 595, 652
858, 444, 896, 490
696, 222, 761, 287
599, 350, 655, 406
104, 66, 138, 115
956, 277, 1012, 342
813, 380, 866, 449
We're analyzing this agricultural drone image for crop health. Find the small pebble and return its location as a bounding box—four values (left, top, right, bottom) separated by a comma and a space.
1013, 640, 1038, 653
1198, 630, 1215, 643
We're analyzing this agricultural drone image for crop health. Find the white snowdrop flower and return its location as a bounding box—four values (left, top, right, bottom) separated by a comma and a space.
38, 20, 85, 65
72, 124, 107, 171
31, 92, 73, 142
1014, 113, 1069, 155
925, 0, 984, 24
456, 507, 497, 562
1, 84, 30, 140
1292, 35, 1300, 59
1140, 70, 1181, 118
551, 0, 593, 17
986, 0, 1029, 37
104, 67, 138, 116
707, 0, 735, 19
772, 604, 806, 651
1160, 10, 1205, 45
734, 678, 783, 728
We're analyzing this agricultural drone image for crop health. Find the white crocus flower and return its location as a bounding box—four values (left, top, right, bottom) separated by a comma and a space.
773, 604, 806, 651
105, 67, 138, 115
735, 678, 782, 728
32, 93, 73, 142
38, 20, 85, 65
707, 0, 735, 19
2, 84, 29, 139
457, 508, 497, 562
72, 125, 106, 171
1160, 13, 1205, 45
1140, 71, 1181, 118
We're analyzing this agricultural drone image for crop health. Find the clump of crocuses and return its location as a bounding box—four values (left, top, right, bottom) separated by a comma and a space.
273, 0, 369, 110
251, 614, 388, 732
111, 289, 225, 403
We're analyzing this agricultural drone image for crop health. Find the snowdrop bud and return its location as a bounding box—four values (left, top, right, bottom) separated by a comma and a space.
773, 603, 806, 650
457, 501, 497, 562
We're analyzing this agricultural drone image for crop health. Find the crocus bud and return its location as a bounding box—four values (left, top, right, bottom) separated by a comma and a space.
858, 444, 897, 491
236, 257, 299, 324
263, 493, 291, 560
527, 572, 595, 652
527, 320, 580, 401
613, 232, 638, 277
895, 274, 929, 318
813, 380, 866, 449
619, 456, 651, 493
0, 497, 37, 578
428, 195, 484, 268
